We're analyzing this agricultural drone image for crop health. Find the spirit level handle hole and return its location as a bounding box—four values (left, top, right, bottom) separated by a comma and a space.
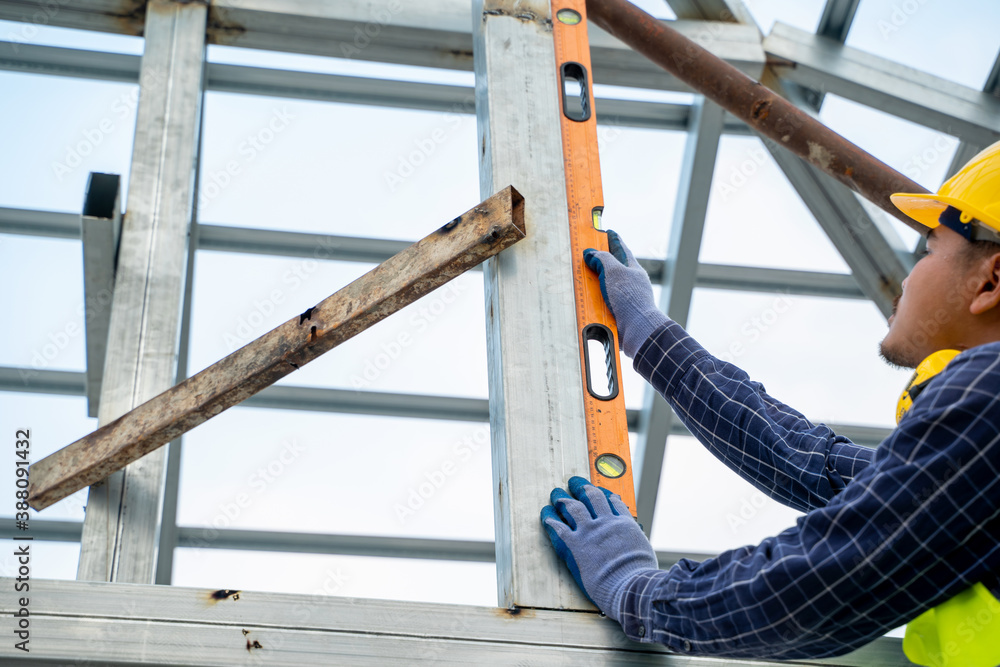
561, 62, 591, 122
583, 323, 619, 400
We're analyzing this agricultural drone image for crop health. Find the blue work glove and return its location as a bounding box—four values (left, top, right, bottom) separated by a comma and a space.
540, 476, 659, 621
584, 230, 668, 358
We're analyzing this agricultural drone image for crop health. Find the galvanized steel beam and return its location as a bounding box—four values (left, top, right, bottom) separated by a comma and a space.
762, 139, 909, 318
208, 0, 765, 91
764, 22, 1000, 148
76, 0, 208, 585
0, 206, 867, 298
155, 188, 200, 586
0, 205, 78, 238
693, 263, 864, 299
0, 39, 755, 134
634, 98, 724, 535
0, 0, 146, 36
663, 0, 755, 24
80, 173, 122, 419
0, 578, 912, 666
0, 366, 893, 447
815, 0, 861, 43
0, 0, 767, 89
0, 517, 726, 569
758, 73, 911, 318
938, 49, 1000, 231
474, 0, 592, 611
0, 37, 139, 82
0, 367, 87, 395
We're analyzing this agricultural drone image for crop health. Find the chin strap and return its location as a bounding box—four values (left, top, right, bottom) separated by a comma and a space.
939, 206, 1000, 244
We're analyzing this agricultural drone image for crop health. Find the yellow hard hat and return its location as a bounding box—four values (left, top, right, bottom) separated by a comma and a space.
891, 140, 1000, 242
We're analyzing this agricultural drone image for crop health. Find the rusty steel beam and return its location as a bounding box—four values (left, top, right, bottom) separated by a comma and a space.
585, 0, 931, 232
28, 187, 525, 511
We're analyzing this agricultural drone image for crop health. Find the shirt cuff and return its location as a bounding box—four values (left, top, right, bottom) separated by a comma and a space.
615, 569, 661, 643
616, 569, 697, 654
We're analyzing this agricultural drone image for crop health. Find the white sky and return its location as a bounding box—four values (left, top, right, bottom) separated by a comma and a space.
1, 0, 998, 611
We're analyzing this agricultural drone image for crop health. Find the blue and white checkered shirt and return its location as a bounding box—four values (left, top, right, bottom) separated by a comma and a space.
618, 321, 1000, 659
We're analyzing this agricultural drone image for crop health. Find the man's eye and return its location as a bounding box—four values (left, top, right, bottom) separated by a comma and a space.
916, 248, 930, 259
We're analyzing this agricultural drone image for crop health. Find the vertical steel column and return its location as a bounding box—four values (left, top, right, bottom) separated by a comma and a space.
474, 0, 593, 610
81, 173, 122, 419
634, 98, 724, 534
77, 0, 206, 584
154, 223, 199, 585
816, 0, 861, 42
155, 99, 205, 586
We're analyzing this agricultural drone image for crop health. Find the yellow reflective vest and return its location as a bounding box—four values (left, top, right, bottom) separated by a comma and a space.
903, 582, 1000, 667
896, 350, 1000, 666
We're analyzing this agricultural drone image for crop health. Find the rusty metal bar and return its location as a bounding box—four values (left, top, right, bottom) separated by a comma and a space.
586, 0, 931, 232
28, 186, 526, 511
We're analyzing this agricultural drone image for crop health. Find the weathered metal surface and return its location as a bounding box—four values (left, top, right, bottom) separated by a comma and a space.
76, 0, 208, 585
200, 0, 765, 90
0, 0, 146, 36
585, 0, 932, 232
28, 186, 525, 511
475, 0, 594, 610
0, 577, 911, 666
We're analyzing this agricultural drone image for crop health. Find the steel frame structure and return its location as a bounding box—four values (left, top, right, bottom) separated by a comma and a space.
1, 0, 996, 663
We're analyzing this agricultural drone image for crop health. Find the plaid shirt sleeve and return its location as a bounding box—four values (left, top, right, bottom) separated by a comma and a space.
635, 321, 874, 513
618, 321, 1000, 659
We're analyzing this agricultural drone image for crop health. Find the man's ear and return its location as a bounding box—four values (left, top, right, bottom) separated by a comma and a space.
969, 253, 1000, 315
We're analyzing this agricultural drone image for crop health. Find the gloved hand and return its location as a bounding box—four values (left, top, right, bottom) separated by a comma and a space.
584, 230, 668, 358
540, 476, 659, 621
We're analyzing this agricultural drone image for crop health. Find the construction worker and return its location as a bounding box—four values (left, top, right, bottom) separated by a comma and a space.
541, 141, 1000, 664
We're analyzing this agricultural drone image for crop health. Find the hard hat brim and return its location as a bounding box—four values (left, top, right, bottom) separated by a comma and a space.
889, 192, 950, 230
891, 192, 998, 232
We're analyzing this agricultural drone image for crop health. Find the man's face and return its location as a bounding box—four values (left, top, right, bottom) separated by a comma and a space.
879, 225, 975, 369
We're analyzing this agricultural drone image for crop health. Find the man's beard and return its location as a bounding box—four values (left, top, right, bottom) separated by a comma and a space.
878, 295, 919, 369
878, 338, 919, 370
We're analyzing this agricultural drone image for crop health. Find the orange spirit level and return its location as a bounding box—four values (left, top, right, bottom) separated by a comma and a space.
552, 0, 637, 516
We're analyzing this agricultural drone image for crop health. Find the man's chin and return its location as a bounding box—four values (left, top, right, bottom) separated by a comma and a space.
878, 337, 919, 370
